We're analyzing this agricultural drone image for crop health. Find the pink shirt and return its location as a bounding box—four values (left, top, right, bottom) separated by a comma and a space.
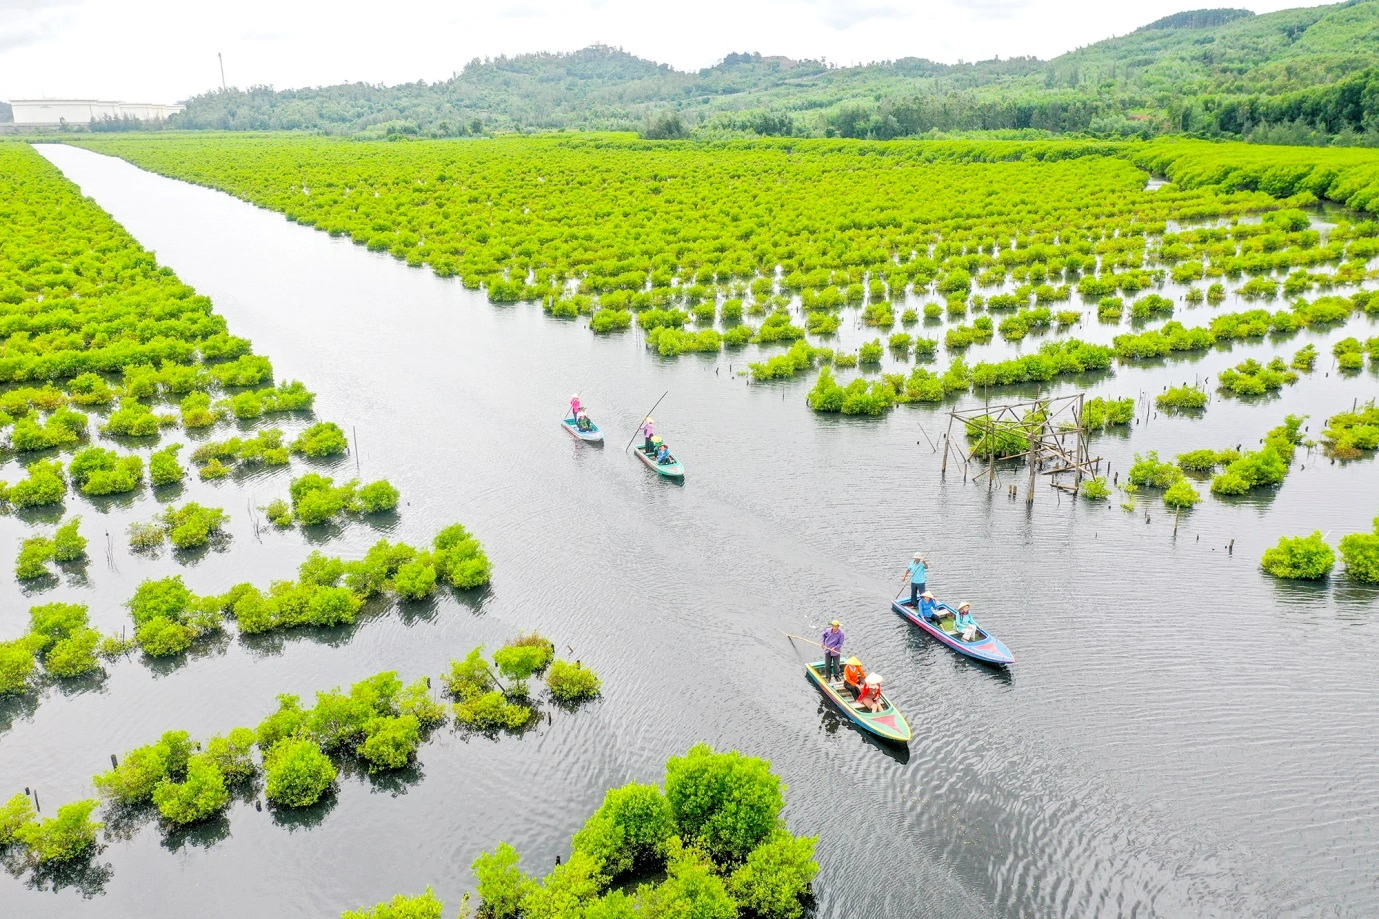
570, 398, 582, 414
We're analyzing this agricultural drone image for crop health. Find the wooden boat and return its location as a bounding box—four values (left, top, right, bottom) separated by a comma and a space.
560, 417, 604, 442
891, 596, 1015, 666
804, 659, 912, 744
635, 445, 684, 477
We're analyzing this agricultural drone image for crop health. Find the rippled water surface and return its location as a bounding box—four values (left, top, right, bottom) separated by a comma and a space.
2, 144, 1377, 918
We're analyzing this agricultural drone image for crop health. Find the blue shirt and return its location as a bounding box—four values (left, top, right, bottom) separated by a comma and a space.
821, 628, 845, 656
908, 560, 927, 584
918, 597, 939, 619
955, 610, 975, 630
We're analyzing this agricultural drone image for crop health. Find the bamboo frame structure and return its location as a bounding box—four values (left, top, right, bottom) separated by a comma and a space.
940, 393, 1103, 503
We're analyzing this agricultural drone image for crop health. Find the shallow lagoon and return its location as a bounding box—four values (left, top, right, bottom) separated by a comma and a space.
1, 144, 1376, 917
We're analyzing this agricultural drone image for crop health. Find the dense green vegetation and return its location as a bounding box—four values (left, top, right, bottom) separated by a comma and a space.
66, 133, 1379, 418
1339, 516, 1379, 582
411, 744, 818, 919
114, 3, 1379, 147
6, 654, 603, 875
0, 602, 124, 695
1261, 531, 1337, 579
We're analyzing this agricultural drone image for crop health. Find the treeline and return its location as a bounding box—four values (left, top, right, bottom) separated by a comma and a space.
69, 1, 1379, 146
1171, 68, 1379, 143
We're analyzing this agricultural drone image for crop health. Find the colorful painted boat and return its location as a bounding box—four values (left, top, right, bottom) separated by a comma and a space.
891, 596, 1015, 666
560, 417, 604, 442
635, 445, 684, 477
805, 659, 912, 744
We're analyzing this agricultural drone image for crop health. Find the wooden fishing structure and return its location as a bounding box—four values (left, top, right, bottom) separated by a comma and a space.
939, 393, 1103, 503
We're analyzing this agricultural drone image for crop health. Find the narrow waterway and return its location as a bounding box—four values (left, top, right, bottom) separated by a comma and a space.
2, 143, 1377, 917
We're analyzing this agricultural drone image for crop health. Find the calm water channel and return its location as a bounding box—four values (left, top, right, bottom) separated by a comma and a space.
2, 143, 1377, 918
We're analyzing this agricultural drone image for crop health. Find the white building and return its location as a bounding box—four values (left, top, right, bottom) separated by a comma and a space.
8, 99, 185, 128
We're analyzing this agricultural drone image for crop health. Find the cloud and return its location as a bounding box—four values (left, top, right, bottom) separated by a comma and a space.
811, 0, 903, 31
953, 0, 1033, 17
238, 28, 293, 42
0, 0, 81, 53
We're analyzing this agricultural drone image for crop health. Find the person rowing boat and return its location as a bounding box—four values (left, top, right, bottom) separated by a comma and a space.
821, 620, 845, 686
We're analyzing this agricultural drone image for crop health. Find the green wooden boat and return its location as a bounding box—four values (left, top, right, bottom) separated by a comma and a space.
635, 444, 684, 478
804, 659, 912, 744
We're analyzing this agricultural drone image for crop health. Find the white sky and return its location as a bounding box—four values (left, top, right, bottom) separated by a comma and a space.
0, 0, 1340, 103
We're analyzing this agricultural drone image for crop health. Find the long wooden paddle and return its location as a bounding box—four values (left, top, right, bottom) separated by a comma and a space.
624, 390, 669, 453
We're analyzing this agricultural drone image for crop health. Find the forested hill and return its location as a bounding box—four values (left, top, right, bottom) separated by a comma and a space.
155, 0, 1379, 143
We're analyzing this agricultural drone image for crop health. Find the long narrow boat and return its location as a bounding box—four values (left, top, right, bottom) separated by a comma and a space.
891, 596, 1015, 666
804, 659, 912, 744
635, 446, 684, 478
560, 417, 604, 443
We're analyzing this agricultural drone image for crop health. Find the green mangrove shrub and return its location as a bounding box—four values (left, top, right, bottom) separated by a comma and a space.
12, 800, 101, 865
1163, 479, 1202, 508
1128, 452, 1182, 489
1177, 449, 1238, 473
462, 743, 815, 919
162, 502, 229, 549
126, 576, 223, 656
9, 407, 87, 452
1261, 532, 1335, 580
103, 399, 174, 437
265, 738, 338, 808
341, 889, 445, 919
1083, 397, 1134, 430
1339, 517, 1379, 583
1217, 358, 1298, 397
546, 660, 602, 704
149, 444, 187, 485
152, 754, 231, 826
0, 794, 36, 846
291, 421, 349, 458
69, 446, 144, 495
1322, 405, 1379, 459
94, 730, 197, 805
15, 537, 56, 581
664, 744, 786, 865
1157, 386, 1207, 413
748, 341, 829, 381
2, 459, 68, 508
590, 309, 632, 333
1291, 344, 1318, 372
493, 634, 555, 680
1081, 476, 1111, 500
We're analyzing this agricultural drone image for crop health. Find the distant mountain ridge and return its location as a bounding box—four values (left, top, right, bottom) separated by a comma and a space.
129, 0, 1379, 144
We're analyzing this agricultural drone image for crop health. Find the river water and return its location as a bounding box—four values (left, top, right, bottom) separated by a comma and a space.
2, 143, 1377, 917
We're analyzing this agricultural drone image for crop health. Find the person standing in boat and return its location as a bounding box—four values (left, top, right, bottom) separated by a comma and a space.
906, 553, 929, 605
569, 393, 583, 421
640, 416, 656, 453
821, 620, 846, 685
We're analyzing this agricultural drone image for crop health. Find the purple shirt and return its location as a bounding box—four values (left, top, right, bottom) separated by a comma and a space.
641, 421, 655, 438
821, 627, 845, 656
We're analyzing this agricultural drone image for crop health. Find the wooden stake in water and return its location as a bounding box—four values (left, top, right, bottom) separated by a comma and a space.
353, 426, 361, 476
